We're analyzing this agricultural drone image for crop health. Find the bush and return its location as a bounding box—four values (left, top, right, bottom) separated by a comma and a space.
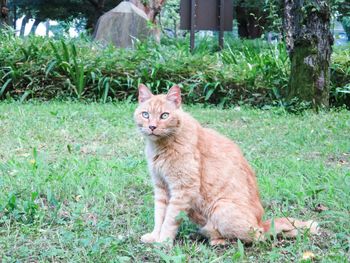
0, 30, 349, 108
330, 47, 350, 107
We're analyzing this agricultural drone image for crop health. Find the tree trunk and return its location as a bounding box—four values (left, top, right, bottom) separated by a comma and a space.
236, 5, 249, 38
0, 0, 9, 29
20, 14, 30, 36
246, 10, 264, 39
130, 0, 166, 41
86, 0, 105, 32
13, 1, 16, 30
235, 4, 265, 39
130, 0, 166, 24
284, 0, 333, 109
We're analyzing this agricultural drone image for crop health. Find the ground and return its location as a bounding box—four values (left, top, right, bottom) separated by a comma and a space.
0, 102, 349, 262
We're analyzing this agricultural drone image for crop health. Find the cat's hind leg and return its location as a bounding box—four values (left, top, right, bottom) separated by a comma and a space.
200, 221, 228, 246
209, 202, 264, 243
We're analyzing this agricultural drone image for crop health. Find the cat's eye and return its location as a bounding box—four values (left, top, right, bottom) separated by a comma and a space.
142, 112, 149, 119
160, 112, 169, 119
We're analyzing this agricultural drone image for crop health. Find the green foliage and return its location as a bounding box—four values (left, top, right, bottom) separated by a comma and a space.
160, 0, 180, 34
48, 40, 89, 99
0, 31, 349, 108
341, 17, 350, 40
0, 102, 349, 261
330, 46, 350, 107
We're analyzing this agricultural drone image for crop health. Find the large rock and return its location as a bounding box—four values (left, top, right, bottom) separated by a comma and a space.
94, 1, 153, 48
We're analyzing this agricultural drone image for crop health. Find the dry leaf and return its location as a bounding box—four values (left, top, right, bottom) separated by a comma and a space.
315, 204, 328, 212
302, 251, 315, 260
85, 213, 98, 226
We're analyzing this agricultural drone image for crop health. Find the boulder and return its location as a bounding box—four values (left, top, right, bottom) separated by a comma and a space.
94, 1, 152, 48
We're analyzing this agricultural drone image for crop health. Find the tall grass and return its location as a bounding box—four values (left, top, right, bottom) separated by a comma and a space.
0, 30, 349, 107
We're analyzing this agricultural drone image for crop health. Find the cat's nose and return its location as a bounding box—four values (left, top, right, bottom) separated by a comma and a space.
149, 125, 157, 131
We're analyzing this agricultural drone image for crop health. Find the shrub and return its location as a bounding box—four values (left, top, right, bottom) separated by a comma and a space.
330, 46, 350, 107
0, 30, 349, 108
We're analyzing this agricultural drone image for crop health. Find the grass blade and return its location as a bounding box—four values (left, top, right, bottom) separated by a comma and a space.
0, 78, 12, 97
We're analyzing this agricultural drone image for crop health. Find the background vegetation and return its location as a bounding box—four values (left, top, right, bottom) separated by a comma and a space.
0, 0, 349, 261
0, 31, 349, 109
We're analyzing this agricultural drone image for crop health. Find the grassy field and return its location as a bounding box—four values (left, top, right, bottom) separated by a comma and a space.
0, 102, 349, 262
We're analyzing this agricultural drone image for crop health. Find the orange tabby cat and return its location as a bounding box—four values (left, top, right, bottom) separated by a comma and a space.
134, 84, 318, 245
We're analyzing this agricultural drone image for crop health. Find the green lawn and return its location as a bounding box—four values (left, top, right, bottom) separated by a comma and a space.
0, 102, 349, 262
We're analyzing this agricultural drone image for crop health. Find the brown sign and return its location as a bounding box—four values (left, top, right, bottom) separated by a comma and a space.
180, 0, 233, 31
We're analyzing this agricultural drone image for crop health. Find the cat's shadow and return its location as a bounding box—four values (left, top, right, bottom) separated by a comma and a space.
176, 229, 241, 248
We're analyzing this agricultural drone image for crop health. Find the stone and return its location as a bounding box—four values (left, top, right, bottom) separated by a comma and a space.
94, 1, 153, 48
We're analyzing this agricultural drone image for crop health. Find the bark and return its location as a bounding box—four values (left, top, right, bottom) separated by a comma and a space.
284, 0, 294, 52
13, 2, 16, 29
130, 0, 166, 41
130, 0, 166, 24
284, 0, 333, 109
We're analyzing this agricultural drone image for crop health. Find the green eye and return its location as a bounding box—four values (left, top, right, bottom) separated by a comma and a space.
160, 112, 169, 119
142, 112, 149, 119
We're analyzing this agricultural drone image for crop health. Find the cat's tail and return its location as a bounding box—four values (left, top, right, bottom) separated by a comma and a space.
261, 218, 319, 238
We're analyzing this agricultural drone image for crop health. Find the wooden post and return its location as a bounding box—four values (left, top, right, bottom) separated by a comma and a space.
219, 0, 224, 49
190, 0, 196, 52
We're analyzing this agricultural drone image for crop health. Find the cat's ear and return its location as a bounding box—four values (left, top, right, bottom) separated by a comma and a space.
166, 85, 181, 108
138, 84, 153, 103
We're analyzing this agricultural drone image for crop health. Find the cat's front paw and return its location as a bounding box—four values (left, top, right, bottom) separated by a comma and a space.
141, 232, 159, 243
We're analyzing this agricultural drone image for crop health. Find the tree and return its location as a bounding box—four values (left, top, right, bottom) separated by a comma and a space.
233, 0, 268, 39
0, 0, 9, 28
85, 0, 106, 30
130, 0, 166, 23
9, 0, 124, 34
129, 0, 166, 40
284, 0, 333, 109
159, 0, 179, 36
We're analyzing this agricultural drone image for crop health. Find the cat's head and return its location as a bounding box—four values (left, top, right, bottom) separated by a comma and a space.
134, 84, 182, 141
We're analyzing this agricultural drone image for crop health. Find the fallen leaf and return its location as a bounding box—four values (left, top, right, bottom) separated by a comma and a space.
302, 251, 315, 260
85, 213, 98, 226
59, 210, 70, 220
314, 204, 328, 212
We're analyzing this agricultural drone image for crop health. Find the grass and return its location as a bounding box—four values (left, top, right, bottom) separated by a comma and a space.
0, 101, 349, 262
